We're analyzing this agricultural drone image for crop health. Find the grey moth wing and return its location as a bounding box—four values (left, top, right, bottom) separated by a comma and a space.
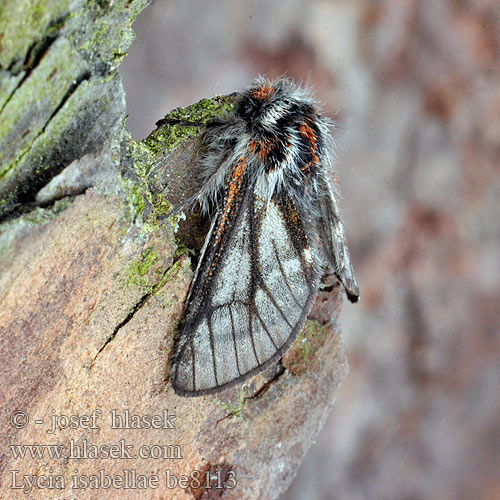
316, 179, 359, 303
171, 173, 319, 396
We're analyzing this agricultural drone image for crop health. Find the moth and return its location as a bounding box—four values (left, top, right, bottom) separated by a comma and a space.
168, 77, 359, 396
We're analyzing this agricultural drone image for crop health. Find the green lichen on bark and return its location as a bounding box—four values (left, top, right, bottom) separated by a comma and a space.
125, 245, 191, 301
216, 383, 251, 419
283, 320, 332, 376
121, 94, 235, 231
0, 0, 150, 220
0, 0, 73, 70
142, 95, 235, 156
126, 247, 161, 290
155, 255, 192, 304
0, 38, 88, 178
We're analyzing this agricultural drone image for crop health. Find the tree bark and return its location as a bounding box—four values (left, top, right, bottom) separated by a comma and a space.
0, 2, 349, 499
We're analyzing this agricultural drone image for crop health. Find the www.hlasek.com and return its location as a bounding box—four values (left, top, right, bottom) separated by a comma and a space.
8, 408, 237, 493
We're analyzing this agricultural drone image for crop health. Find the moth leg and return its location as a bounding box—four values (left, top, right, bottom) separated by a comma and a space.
155, 118, 207, 128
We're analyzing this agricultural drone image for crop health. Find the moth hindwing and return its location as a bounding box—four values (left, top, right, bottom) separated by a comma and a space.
169, 77, 359, 396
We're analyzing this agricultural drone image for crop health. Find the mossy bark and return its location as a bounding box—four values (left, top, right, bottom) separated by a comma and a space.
0, 3, 349, 499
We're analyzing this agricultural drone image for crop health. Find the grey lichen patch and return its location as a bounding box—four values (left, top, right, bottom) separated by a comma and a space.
0, 197, 75, 262
73, 0, 147, 73
0, 70, 25, 111
282, 320, 331, 376
25, 196, 75, 222
0, 74, 124, 219
35, 152, 118, 204
0, 37, 89, 178
0, 0, 72, 70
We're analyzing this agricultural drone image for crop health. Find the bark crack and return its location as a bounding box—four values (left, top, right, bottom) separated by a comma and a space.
0, 71, 92, 223
1, 12, 70, 114
90, 290, 151, 369
0, 187, 89, 224
248, 363, 286, 400
43, 70, 92, 133
89, 260, 178, 369
1, 69, 91, 184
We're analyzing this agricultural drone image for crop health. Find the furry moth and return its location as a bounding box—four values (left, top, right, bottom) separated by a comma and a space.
168, 77, 359, 396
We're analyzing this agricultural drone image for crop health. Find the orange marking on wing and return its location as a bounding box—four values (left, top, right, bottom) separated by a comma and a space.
299, 118, 320, 172
215, 158, 246, 241
252, 85, 276, 100
288, 204, 299, 225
